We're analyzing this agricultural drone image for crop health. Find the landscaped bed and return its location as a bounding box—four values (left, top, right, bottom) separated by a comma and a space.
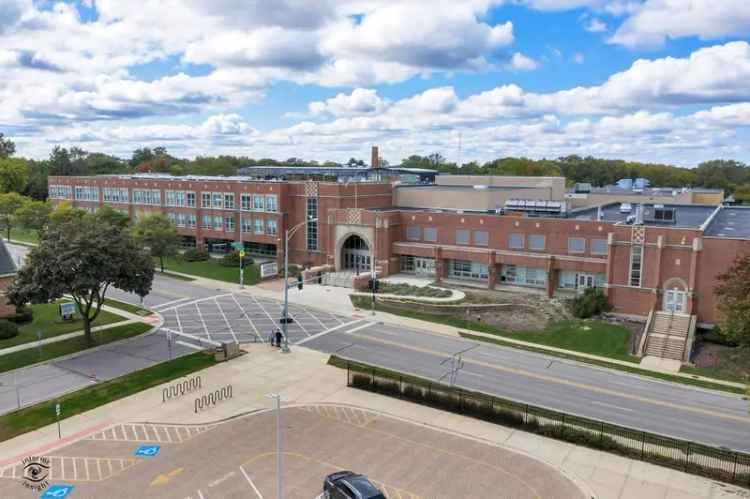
1, 302, 125, 349
376, 281, 452, 298
159, 255, 260, 284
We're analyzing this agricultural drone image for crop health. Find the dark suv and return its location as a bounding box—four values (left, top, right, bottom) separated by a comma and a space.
323, 471, 386, 499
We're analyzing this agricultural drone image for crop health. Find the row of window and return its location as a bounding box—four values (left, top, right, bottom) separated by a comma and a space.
406, 225, 609, 255
446, 260, 606, 290
194, 215, 278, 236
199, 192, 278, 212
133, 189, 161, 205
103, 187, 129, 204
74, 186, 99, 202
165, 190, 196, 208
49, 185, 73, 199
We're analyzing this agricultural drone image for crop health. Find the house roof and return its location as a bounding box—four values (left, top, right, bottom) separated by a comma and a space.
0, 239, 17, 276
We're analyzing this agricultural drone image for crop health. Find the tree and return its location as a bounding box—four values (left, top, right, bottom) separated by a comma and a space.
15, 199, 52, 237
94, 205, 130, 230
130, 147, 155, 167
0, 192, 25, 241
132, 214, 180, 272
346, 157, 365, 167
734, 184, 750, 205
714, 253, 750, 348
0, 158, 30, 193
0, 133, 15, 159
8, 215, 154, 342
47, 201, 86, 227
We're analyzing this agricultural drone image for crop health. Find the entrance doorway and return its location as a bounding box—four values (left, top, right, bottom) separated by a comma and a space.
664, 288, 687, 313
415, 258, 436, 276
341, 235, 370, 273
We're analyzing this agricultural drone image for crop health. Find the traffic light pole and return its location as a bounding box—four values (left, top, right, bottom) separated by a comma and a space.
280, 217, 317, 354
239, 253, 244, 289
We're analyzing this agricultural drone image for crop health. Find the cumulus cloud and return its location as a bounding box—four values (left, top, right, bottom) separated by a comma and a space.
610, 0, 750, 48
509, 52, 540, 70
585, 18, 608, 32
307, 89, 389, 118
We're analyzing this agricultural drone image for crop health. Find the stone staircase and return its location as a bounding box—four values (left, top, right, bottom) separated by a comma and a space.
643, 311, 695, 361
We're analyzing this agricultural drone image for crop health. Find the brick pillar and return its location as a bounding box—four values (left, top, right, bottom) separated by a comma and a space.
434, 246, 444, 283
687, 237, 702, 315
652, 235, 665, 310
604, 232, 615, 297
546, 256, 555, 298
487, 251, 496, 290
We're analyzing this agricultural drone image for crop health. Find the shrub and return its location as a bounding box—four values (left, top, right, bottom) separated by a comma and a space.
220, 251, 240, 267
0, 320, 19, 340
182, 248, 209, 262
287, 264, 301, 277
572, 287, 612, 318
7, 305, 33, 324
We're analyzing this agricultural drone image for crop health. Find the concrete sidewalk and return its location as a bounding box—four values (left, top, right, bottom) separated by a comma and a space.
0, 344, 745, 498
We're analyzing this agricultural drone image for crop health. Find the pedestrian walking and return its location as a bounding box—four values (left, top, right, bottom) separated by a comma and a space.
275, 329, 283, 348
269, 330, 275, 347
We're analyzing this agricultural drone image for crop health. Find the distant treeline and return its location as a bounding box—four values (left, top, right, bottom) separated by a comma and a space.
0, 134, 748, 203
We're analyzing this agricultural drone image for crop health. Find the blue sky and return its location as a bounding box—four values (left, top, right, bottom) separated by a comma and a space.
1, 0, 750, 165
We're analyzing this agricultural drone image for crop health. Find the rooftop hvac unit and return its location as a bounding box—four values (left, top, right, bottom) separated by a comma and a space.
504, 199, 566, 214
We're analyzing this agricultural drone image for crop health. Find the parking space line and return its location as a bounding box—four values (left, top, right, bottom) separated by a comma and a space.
214, 297, 239, 344
239, 465, 264, 499
197, 489, 205, 499
153, 297, 191, 310
194, 301, 214, 342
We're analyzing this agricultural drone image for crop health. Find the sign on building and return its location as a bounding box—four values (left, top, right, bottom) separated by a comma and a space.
260, 262, 278, 279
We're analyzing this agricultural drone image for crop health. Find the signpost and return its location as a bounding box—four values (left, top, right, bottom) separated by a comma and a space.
232, 242, 245, 289
59, 302, 75, 321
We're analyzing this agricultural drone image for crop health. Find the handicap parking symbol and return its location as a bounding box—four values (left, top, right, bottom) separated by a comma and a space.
134, 445, 161, 457
40, 484, 74, 498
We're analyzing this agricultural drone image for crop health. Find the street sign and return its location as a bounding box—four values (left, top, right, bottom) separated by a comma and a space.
40, 485, 75, 498
231, 241, 244, 251
239, 250, 245, 258
134, 445, 161, 457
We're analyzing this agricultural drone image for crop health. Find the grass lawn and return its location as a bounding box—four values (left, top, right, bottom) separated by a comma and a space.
103, 298, 150, 316
1, 302, 125, 349
0, 352, 216, 442
2, 227, 39, 245
351, 296, 637, 362
0, 322, 151, 374
159, 256, 260, 285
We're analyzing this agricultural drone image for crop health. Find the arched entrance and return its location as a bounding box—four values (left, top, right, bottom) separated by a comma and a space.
662, 278, 688, 314
341, 234, 370, 272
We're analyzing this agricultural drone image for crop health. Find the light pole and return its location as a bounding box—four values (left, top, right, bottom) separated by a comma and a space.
281, 217, 318, 353
266, 393, 283, 499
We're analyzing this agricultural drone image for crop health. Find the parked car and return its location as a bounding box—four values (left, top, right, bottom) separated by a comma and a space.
323, 471, 386, 499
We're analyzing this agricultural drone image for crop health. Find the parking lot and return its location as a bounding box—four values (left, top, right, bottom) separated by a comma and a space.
0, 405, 587, 499
159, 293, 352, 347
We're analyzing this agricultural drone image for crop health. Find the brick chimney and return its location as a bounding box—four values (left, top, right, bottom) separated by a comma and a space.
371, 145, 380, 169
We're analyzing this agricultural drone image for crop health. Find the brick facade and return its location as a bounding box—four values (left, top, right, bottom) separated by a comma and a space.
49, 175, 749, 326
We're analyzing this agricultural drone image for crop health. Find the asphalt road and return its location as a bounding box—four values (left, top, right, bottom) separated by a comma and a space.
5, 243, 750, 454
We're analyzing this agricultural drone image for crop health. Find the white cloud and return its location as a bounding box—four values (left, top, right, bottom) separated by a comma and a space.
585, 18, 608, 32
307, 88, 389, 117
611, 0, 750, 48
573, 52, 585, 63
509, 52, 540, 71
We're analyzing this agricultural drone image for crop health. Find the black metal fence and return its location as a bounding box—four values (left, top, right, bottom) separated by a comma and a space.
342, 359, 750, 488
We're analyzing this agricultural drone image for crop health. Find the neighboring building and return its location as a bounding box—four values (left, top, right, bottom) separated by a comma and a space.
0, 239, 18, 318
50, 165, 750, 328
567, 184, 724, 209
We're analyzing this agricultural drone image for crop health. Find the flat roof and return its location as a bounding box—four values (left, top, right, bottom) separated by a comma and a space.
395, 184, 537, 191
569, 202, 717, 229
570, 186, 723, 196
705, 207, 750, 239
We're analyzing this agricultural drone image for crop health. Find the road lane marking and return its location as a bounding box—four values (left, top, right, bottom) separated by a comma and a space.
214, 297, 239, 344
346, 322, 377, 334
152, 297, 191, 310
239, 465, 264, 499
341, 329, 750, 425
231, 294, 263, 342
197, 490, 205, 499
296, 319, 364, 346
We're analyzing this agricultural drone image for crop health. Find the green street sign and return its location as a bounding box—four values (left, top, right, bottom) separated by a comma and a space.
231, 241, 244, 251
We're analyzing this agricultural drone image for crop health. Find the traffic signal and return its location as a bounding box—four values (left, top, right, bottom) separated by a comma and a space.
373, 279, 379, 292
297, 274, 303, 290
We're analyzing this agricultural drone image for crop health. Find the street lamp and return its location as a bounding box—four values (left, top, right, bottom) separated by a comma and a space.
280, 217, 318, 353
265, 393, 283, 499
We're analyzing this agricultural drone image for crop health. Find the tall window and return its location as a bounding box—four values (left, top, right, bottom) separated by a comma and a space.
186, 192, 196, 208
241, 218, 252, 233
406, 226, 420, 241
223, 216, 235, 232
201, 193, 211, 208
212, 193, 223, 209
253, 194, 265, 211
568, 237, 586, 254
266, 219, 278, 236
187, 214, 196, 228
224, 193, 235, 210
201, 215, 211, 228
474, 231, 489, 246
306, 197, 318, 250
630, 245, 643, 287
423, 227, 438, 242
241, 194, 252, 211
455, 229, 470, 245
254, 218, 264, 234
529, 235, 545, 251
591, 239, 608, 255
265, 195, 277, 212
212, 216, 223, 231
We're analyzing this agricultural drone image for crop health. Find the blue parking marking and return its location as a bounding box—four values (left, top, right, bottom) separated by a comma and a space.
134, 444, 161, 457
40, 485, 75, 498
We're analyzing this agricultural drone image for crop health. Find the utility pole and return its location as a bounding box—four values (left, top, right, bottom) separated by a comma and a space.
281, 217, 317, 353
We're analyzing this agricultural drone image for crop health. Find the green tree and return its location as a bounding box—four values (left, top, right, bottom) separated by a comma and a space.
15, 199, 52, 237
94, 205, 131, 230
0, 133, 15, 159
130, 147, 155, 167
132, 213, 180, 273
0, 192, 25, 241
47, 200, 86, 227
714, 253, 750, 348
8, 215, 154, 341
0, 158, 30, 193
24, 160, 50, 200
734, 184, 750, 204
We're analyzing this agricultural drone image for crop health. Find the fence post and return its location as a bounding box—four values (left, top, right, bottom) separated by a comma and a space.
399, 375, 403, 394
641, 432, 646, 461
599, 422, 604, 448
732, 453, 738, 482
685, 442, 691, 472
347, 362, 350, 386
371, 368, 375, 386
